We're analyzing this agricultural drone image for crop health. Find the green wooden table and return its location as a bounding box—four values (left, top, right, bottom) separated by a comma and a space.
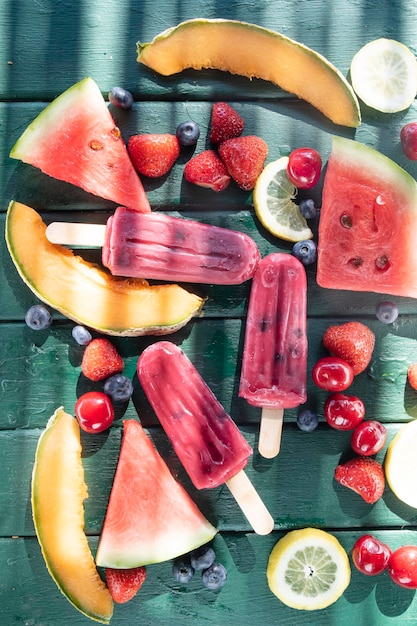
2, 0, 417, 624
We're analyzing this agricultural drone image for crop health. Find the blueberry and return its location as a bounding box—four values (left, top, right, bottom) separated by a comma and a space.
108, 86, 133, 109
202, 563, 227, 590
72, 325, 92, 346
172, 557, 195, 583
176, 121, 200, 146
299, 198, 317, 220
104, 374, 133, 403
292, 239, 317, 265
376, 301, 399, 324
190, 545, 216, 571
25, 304, 53, 330
297, 409, 319, 432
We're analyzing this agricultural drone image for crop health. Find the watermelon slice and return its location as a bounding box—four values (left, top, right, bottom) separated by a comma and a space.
317, 137, 417, 298
10, 77, 150, 212
95, 420, 217, 568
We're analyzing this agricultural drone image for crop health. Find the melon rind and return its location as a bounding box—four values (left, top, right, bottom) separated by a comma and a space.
330, 136, 417, 195
137, 18, 361, 128
95, 420, 217, 568
317, 136, 417, 298
5, 201, 204, 336
31, 407, 113, 624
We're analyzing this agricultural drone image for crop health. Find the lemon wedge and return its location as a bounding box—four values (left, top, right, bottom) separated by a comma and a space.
253, 157, 313, 242
385, 420, 417, 508
267, 527, 351, 611
350, 38, 417, 113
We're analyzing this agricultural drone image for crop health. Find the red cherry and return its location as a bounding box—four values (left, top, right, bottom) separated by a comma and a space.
287, 147, 322, 189
400, 122, 417, 160
312, 357, 354, 391
75, 391, 115, 433
324, 392, 365, 430
351, 420, 387, 456
352, 534, 392, 576
389, 546, 417, 589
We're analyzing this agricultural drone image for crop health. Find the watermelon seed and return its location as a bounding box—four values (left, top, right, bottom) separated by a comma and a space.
90, 140, 104, 150
340, 214, 352, 228
375, 255, 390, 272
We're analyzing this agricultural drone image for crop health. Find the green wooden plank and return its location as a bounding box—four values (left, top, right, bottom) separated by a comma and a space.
2, 531, 417, 625
1, 316, 417, 430
1, 100, 336, 212
4, 205, 417, 322
0, 316, 417, 429
1, 0, 417, 101
3, 99, 417, 214
1, 423, 416, 538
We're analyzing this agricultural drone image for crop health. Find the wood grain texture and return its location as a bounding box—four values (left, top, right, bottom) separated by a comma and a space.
2, 532, 417, 626
2, 0, 417, 623
1, 423, 416, 539
1, 0, 417, 101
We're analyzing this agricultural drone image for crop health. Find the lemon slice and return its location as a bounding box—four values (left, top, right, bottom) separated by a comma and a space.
350, 38, 417, 113
253, 157, 313, 242
385, 420, 417, 508
267, 527, 351, 611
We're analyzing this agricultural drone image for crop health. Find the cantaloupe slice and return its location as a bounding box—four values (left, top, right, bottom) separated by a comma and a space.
137, 18, 361, 128
5, 201, 204, 336
31, 407, 114, 624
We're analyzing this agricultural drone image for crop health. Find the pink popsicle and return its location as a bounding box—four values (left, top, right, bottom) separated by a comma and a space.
46, 206, 260, 285
137, 341, 274, 535
239, 253, 308, 458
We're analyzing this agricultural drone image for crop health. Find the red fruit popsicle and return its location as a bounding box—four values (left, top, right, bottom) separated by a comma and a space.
137, 341, 274, 535
46, 206, 260, 285
239, 253, 308, 458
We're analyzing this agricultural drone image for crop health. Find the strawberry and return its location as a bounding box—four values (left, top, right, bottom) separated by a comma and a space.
209, 102, 245, 144
81, 338, 124, 382
106, 566, 146, 604
128, 133, 180, 178
322, 321, 375, 375
183, 149, 231, 191
334, 457, 385, 504
218, 135, 268, 191
408, 363, 417, 390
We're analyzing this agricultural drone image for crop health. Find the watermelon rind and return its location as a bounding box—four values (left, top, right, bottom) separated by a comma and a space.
330, 136, 417, 195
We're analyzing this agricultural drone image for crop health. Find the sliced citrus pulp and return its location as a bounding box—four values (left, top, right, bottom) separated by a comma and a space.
253, 157, 313, 242
385, 419, 417, 508
267, 527, 351, 610
350, 38, 417, 113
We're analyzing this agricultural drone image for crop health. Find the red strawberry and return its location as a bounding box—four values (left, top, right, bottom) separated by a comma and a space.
128, 133, 180, 178
408, 363, 417, 390
106, 566, 146, 604
322, 321, 375, 375
81, 338, 124, 382
184, 149, 231, 191
210, 102, 245, 144
218, 135, 268, 191
334, 457, 385, 504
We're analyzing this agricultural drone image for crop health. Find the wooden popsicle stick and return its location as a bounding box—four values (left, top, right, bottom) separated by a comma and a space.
226, 470, 274, 535
46, 221, 106, 247
258, 407, 284, 459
